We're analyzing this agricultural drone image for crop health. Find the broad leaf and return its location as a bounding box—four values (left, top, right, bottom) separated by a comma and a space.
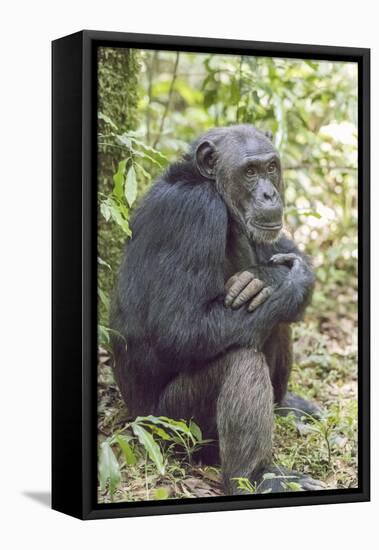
98, 441, 121, 495
100, 201, 111, 222
132, 424, 165, 475
116, 435, 137, 466
113, 159, 127, 201
98, 287, 109, 309
136, 415, 192, 435
189, 420, 202, 442
98, 324, 110, 345
125, 165, 137, 207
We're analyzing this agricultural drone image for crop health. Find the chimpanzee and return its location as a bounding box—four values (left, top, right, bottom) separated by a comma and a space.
110, 124, 324, 495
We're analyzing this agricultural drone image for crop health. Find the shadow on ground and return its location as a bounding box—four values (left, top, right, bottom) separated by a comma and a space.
23, 491, 51, 508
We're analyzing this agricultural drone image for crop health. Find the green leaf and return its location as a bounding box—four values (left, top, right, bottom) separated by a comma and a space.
98, 111, 118, 130
101, 197, 131, 236
283, 481, 304, 492
125, 165, 138, 207
98, 324, 110, 345
130, 137, 168, 161
98, 441, 121, 495
132, 150, 162, 167
189, 420, 202, 442
301, 211, 322, 219
233, 477, 256, 494
113, 159, 127, 201
285, 207, 321, 220
116, 435, 137, 465
97, 256, 112, 271
154, 487, 169, 500
132, 424, 165, 475
98, 287, 109, 310
100, 201, 111, 222
204, 88, 217, 109
117, 134, 132, 149
137, 415, 192, 435
135, 162, 152, 181
148, 425, 172, 441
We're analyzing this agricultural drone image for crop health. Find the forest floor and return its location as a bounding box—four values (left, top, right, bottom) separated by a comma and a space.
97, 282, 358, 503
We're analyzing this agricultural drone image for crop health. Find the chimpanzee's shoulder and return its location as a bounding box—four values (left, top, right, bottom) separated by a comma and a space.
144, 159, 225, 214
129, 168, 226, 244
164, 158, 201, 187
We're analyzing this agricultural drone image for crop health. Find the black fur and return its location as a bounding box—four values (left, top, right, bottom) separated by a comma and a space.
111, 125, 320, 494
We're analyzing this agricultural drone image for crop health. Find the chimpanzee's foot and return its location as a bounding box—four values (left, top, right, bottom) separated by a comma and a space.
232, 466, 326, 495
275, 392, 322, 420
254, 466, 326, 493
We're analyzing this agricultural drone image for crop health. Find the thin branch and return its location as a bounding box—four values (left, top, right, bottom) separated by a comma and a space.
153, 52, 180, 149
236, 55, 243, 122
146, 51, 158, 144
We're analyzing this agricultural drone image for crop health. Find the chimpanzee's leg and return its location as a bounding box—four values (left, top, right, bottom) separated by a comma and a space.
217, 349, 274, 493
156, 348, 324, 494
156, 349, 274, 481
217, 348, 324, 494
157, 348, 275, 490
264, 325, 321, 420
155, 357, 227, 463
264, 324, 293, 404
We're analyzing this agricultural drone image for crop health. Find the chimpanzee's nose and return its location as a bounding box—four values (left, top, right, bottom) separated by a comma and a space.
263, 189, 276, 202
258, 180, 279, 206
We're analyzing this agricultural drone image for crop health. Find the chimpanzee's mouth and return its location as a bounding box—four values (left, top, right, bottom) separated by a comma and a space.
252, 221, 283, 232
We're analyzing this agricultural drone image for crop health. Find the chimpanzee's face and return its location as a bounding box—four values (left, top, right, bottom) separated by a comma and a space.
225, 134, 283, 243
195, 125, 284, 243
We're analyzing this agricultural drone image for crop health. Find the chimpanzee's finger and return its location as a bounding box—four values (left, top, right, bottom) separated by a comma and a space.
269, 253, 301, 267
225, 273, 240, 292
224, 271, 255, 307
247, 286, 273, 312
231, 278, 265, 309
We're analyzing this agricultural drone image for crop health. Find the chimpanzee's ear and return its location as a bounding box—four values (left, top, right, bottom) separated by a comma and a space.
195, 140, 217, 180
264, 130, 273, 141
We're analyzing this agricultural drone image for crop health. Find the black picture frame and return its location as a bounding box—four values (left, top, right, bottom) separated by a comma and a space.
52, 30, 370, 520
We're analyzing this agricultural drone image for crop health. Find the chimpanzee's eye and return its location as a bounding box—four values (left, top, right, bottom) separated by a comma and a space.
268, 162, 277, 174
246, 166, 258, 178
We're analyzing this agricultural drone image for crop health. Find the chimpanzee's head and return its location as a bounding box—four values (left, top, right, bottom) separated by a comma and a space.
194, 124, 284, 243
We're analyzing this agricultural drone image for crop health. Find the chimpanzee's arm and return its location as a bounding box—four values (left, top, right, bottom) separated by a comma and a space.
224, 235, 314, 321
126, 183, 314, 368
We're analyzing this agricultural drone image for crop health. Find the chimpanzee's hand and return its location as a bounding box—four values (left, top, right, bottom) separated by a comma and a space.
269, 253, 312, 283
269, 252, 303, 269
224, 271, 273, 312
